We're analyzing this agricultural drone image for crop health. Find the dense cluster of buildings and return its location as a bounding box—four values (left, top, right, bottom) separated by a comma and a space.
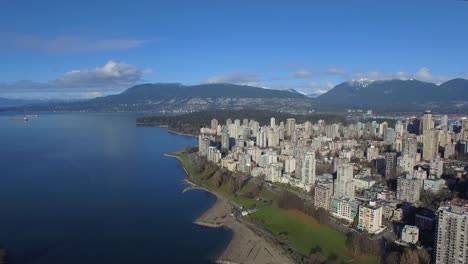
198, 111, 468, 261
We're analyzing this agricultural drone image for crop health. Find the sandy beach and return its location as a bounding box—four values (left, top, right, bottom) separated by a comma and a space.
194, 194, 294, 264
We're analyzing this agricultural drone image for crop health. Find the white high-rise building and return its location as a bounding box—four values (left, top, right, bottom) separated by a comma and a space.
210, 118, 218, 130
441, 114, 448, 128
444, 142, 455, 159
297, 151, 316, 185
286, 118, 296, 138
207, 146, 222, 163
438, 130, 452, 148
423, 129, 438, 161
402, 137, 418, 156
258, 149, 278, 168
221, 131, 230, 150
315, 180, 334, 211
267, 129, 280, 147
397, 154, 416, 174
270, 117, 276, 128
430, 157, 444, 177
250, 121, 260, 135
198, 135, 211, 156
229, 123, 239, 139
384, 128, 395, 146
283, 156, 296, 174
325, 124, 340, 139
334, 163, 354, 199
397, 175, 422, 203
379, 122, 388, 136
395, 121, 405, 136
246, 146, 262, 163
423, 110, 433, 133
435, 202, 468, 264
367, 145, 379, 161
265, 162, 283, 182
256, 129, 267, 148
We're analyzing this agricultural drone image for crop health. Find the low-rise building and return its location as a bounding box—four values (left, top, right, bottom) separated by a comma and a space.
314, 180, 334, 211
330, 196, 360, 223
415, 209, 437, 232
380, 201, 402, 221
423, 177, 445, 193
401, 225, 419, 245
353, 177, 376, 191
227, 161, 237, 172
357, 201, 384, 234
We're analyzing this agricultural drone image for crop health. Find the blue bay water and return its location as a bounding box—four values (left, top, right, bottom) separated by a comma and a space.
0, 113, 231, 264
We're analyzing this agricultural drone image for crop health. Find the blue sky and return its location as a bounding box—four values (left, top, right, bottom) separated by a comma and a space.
1, 0, 468, 99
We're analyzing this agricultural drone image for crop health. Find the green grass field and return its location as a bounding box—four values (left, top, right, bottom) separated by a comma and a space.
247, 207, 378, 264
174, 152, 379, 264
248, 207, 348, 259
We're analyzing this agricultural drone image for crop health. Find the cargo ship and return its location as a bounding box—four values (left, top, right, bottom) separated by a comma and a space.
10, 116, 29, 122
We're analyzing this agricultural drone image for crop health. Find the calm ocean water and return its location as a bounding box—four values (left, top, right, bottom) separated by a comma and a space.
0, 113, 231, 264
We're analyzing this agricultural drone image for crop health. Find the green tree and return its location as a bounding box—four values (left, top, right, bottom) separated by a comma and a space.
400, 249, 419, 264
385, 251, 401, 264
417, 248, 431, 264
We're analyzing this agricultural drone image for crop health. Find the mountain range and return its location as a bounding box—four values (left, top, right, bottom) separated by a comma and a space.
317, 78, 468, 111
0, 97, 44, 108
3, 78, 468, 113
6, 83, 314, 112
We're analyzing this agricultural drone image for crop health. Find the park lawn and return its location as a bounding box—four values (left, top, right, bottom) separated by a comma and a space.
354, 256, 380, 264
258, 188, 276, 201
240, 182, 257, 193
248, 207, 349, 261
271, 181, 307, 194
248, 208, 378, 264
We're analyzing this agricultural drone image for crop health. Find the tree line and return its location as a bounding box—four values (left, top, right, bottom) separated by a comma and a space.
137, 109, 348, 135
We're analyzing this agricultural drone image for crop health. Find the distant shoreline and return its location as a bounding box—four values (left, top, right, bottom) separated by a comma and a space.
167, 129, 198, 138
164, 152, 294, 264
137, 123, 199, 137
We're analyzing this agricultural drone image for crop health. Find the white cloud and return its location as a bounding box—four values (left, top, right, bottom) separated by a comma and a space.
414, 67, 449, 83
1, 33, 146, 53
353, 67, 450, 84
288, 66, 454, 85
308, 81, 335, 94
203, 72, 258, 85
55, 60, 143, 87
290, 67, 348, 79
265, 81, 335, 96
80, 91, 104, 99
297, 81, 335, 96
0, 61, 150, 99
142, 69, 154, 75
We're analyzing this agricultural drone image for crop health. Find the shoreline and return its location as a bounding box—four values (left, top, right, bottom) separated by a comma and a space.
137, 123, 198, 138
167, 129, 198, 138
165, 153, 294, 264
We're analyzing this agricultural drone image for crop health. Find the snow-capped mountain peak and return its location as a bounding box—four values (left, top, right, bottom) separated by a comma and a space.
348, 78, 374, 89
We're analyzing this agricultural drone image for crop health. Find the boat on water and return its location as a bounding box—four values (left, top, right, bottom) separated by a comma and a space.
10, 116, 29, 122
